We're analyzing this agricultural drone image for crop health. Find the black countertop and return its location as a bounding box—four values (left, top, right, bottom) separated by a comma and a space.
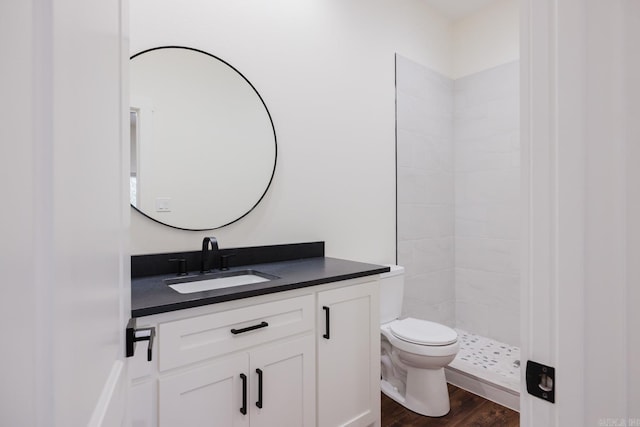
131, 256, 389, 318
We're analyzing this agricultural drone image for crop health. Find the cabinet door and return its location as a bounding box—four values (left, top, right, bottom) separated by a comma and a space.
317, 281, 380, 427
159, 354, 250, 427
250, 334, 316, 427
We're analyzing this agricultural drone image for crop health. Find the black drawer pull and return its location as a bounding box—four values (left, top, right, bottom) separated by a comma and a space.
231, 321, 269, 335
256, 368, 263, 408
240, 373, 247, 415
323, 306, 330, 339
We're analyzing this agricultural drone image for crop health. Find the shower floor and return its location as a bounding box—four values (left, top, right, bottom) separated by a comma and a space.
445, 328, 521, 411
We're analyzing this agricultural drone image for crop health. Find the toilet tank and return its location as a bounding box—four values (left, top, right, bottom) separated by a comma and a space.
379, 265, 405, 324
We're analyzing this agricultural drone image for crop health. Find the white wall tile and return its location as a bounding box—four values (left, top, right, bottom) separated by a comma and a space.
398, 204, 454, 240
396, 129, 418, 168
455, 144, 520, 173
487, 306, 520, 345
397, 169, 453, 205
396, 93, 438, 136
453, 61, 520, 347
454, 62, 519, 109
485, 204, 520, 240
455, 300, 490, 337
397, 55, 453, 103
412, 238, 455, 273
456, 170, 520, 205
456, 268, 519, 307
396, 131, 454, 173
404, 299, 456, 328
405, 269, 455, 304
455, 237, 519, 275
397, 56, 455, 325
397, 239, 414, 269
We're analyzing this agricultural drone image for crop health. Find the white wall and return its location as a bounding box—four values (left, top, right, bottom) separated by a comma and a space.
129, 0, 451, 263
451, 0, 519, 79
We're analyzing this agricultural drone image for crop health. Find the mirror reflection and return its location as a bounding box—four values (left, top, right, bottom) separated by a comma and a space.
130, 46, 277, 230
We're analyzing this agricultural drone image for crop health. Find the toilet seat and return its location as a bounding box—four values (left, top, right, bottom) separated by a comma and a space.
389, 318, 457, 346
381, 322, 459, 358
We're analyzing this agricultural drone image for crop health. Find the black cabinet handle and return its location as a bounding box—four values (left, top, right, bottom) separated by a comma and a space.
240, 373, 247, 415
231, 321, 269, 335
256, 368, 263, 408
145, 330, 155, 362
323, 306, 330, 339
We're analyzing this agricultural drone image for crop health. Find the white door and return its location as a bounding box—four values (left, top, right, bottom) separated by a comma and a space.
250, 335, 316, 427
0, 0, 130, 425
317, 282, 380, 427
522, 1, 640, 425
159, 354, 250, 427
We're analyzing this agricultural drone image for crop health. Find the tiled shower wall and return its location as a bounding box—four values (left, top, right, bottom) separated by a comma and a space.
396, 55, 520, 346
396, 55, 455, 328
454, 62, 520, 346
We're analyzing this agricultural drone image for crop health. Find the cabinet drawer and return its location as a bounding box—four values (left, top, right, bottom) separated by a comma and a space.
159, 294, 314, 371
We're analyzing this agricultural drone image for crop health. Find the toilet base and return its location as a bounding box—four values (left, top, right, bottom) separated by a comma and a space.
380, 380, 406, 406
381, 366, 451, 417
381, 378, 407, 406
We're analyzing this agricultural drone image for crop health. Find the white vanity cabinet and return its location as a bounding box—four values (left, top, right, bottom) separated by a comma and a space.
317, 281, 380, 427
129, 276, 380, 427
130, 294, 316, 427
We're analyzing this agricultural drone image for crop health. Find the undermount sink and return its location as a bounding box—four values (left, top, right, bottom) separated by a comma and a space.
165, 270, 279, 294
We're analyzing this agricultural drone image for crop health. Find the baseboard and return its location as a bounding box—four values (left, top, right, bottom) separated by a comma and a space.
88, 360, 127, 427
445, 366, 520, 412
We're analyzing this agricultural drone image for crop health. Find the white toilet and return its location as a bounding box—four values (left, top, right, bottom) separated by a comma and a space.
379, 265, 459, 417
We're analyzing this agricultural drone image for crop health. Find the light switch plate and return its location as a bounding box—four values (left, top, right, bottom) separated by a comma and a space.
155, 197, 171, 212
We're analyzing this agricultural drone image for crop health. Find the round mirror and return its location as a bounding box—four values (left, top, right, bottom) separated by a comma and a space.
129, 46, 277, 230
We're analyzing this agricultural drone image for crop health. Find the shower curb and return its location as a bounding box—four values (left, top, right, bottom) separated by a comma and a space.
445, 366, 520, 412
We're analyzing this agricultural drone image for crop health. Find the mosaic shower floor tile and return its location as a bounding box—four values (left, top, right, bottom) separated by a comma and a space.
448, 328, 521, 392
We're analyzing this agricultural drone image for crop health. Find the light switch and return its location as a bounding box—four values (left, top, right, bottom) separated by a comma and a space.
155, 197, 171, 212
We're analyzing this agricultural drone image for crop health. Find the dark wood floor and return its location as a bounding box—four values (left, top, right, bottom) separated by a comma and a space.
381, 384, 519, 427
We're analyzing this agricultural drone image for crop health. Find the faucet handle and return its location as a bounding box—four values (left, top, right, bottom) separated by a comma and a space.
220, 253, 236, 271
169, 258, 187, 276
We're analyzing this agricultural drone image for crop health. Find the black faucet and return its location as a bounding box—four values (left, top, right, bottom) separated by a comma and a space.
200, 236, 219, 273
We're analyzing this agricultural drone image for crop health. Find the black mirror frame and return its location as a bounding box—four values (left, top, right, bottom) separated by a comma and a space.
129, 46, 277, 231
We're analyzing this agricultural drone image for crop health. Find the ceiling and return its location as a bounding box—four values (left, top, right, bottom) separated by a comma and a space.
423, 0, 499, 21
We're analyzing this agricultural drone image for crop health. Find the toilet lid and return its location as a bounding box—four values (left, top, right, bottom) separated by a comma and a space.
389, 318, 458, 346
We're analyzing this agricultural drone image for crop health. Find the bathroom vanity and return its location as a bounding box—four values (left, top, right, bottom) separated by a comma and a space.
128, 47, 386, 426
129, 242, 388, 427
